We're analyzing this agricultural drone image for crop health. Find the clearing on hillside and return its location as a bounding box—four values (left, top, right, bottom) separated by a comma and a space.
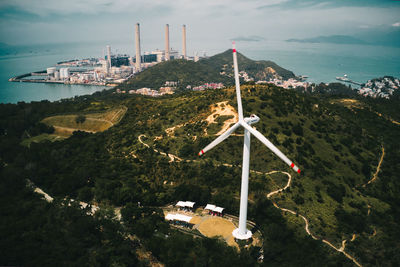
196, 216, 237, 246
42, 106, 127, 137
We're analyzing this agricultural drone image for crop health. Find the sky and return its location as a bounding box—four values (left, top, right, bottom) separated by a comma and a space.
0, 0, 399, 54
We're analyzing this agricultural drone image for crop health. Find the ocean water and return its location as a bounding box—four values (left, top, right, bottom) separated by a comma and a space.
0, 41, 399, 104
0, 42, 110, 104
241, 40, 400, 84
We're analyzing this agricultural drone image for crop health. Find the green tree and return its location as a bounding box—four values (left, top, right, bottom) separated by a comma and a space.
75, 114, 86, 124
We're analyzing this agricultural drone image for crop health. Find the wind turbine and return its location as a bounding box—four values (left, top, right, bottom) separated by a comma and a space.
198, 42, 301, 240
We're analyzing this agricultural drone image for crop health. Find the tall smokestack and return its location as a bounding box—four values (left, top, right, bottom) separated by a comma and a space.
182, 24, 187, 59
135, 23, 142, 72
165, 24, 170, 61
106, 45, 111, 68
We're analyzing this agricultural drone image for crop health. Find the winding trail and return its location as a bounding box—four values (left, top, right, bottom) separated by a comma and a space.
138, 134, 184, 163
138, 132, 362, 266
363, 146, 385, 187
374, 111, 400, 126
28, 180, 162, 266
266, 172, 362, 267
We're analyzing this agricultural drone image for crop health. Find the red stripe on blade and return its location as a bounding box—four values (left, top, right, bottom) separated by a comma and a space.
290, 163, 295, 168
232, 49, 236, 53
297, 169, 301, 174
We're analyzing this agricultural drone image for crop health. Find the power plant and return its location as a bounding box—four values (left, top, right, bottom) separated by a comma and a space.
135, 23, 142, 72
165, 24, 170, 61
131, 23, 193, 69
182, 24, 187, 59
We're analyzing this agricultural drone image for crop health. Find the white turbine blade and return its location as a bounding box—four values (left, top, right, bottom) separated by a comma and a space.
232, 42, 244, 121
199, 122, 241, 156
240, 122, 301, 174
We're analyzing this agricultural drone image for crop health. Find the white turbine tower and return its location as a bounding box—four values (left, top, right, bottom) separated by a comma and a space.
198, 42, 301, 240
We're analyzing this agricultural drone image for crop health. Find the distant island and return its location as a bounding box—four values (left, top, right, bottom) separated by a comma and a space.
286, 35, 368, 45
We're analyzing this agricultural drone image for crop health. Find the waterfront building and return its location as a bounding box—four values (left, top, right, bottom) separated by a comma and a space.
151, 49, 165, 62
54, 71, 60, 80
59, 68, 70, 79
169, 49, 179, 60
111, 55, 130, 67
47, 67, 56, 75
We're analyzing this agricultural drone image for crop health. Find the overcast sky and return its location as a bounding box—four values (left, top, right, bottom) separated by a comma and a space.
0, 0, 399, 53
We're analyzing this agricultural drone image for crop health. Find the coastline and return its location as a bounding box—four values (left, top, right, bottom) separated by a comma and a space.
9, 70, 118, 87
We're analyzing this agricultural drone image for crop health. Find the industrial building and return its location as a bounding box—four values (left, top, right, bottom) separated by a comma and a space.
132, 23, 189, 67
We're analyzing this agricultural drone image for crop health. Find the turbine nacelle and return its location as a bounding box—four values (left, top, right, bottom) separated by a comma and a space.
243, 114, 259, 125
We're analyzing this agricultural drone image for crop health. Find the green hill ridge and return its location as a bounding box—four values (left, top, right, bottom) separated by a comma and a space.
1, 82, 400, 266
119, 50, 296, 90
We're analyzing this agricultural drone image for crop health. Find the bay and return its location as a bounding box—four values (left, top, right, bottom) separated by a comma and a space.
241, 40, 400, 84
1, 40, 399, 104
0, 42, 112, 104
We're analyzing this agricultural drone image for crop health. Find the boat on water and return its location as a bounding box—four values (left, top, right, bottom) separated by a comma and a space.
335, 74, 362, 86
336, 74, 349, 81
298, 75, 308, 81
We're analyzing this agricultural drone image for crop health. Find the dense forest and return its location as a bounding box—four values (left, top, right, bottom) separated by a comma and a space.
1, 82, 399, 266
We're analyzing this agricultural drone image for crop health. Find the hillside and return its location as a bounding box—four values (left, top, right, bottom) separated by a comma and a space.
1, 85, 399, 266
118, 50, 296, 90
200, 49, 296, 80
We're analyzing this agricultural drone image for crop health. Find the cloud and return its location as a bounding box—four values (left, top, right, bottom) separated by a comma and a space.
392, 22, 400, 27
231, 35, 265, 42
260, 0, 400, 9
0, 0, 175, 16
1, 0, 399, 47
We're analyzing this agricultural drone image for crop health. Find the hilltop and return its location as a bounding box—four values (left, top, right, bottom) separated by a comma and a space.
200, 49, 296, 80
118, 50, 296, 90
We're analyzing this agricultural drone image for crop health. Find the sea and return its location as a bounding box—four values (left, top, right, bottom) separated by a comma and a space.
1, 41, 399, 104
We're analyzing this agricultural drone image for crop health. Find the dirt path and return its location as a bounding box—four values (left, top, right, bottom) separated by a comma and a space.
165, 123, 185, 137
374, 111, 400, 125
363, 146, 385, 187
266, 171, 291, 198
139, 132, 363, 266
161, 101, 237, 138
110, 106, 128, 123
204, 101, 238, 136
351, 234, 357, 242
138, 109, 366, 266
87, 117, 114, 126
34, 187, 54, 203
44, 106, 127, 137
138, 134, 183, 162
266, 172, 362, 267
28, 180, 162, 266
29, 180, 99, 214
53, 126, 96, 135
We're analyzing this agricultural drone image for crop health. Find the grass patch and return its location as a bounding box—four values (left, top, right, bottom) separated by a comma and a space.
21, 134, 67, 147
42, 106, 127, 137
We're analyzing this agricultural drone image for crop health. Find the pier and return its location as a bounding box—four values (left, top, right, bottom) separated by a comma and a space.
9, 70, 110, 86
336, 75, 362, 86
